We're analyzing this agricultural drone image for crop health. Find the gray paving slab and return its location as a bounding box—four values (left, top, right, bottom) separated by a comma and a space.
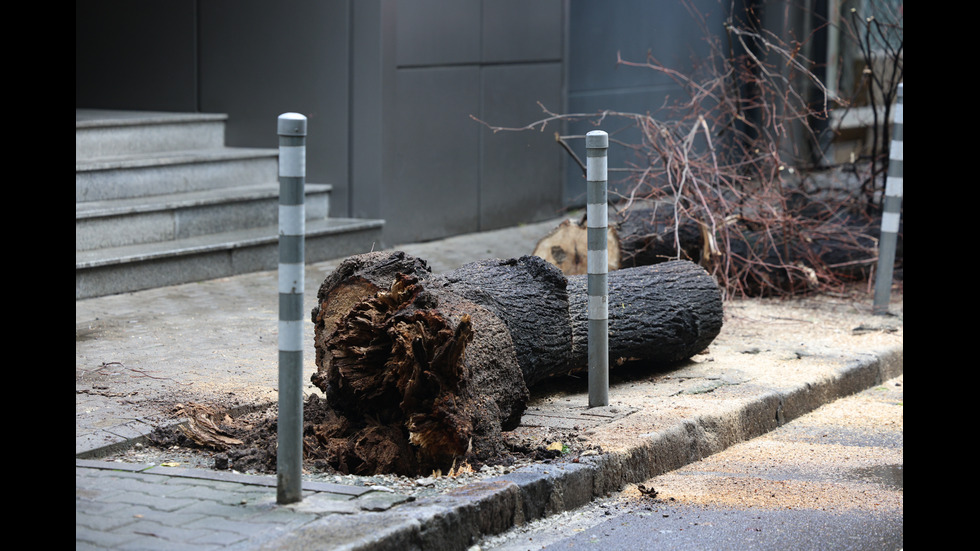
76, 216, 903, 550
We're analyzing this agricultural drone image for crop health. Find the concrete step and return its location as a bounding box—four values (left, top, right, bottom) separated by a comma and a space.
76, 183, 333, 252
75, 108, 385, 299
75, 217, 385, 299
75, 147, 280, 202
76, 109, 228, 159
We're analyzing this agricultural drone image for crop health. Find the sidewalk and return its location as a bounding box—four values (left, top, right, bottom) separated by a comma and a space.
76, 217, 903, 550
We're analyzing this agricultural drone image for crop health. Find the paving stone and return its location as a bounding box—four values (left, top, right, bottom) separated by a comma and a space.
76, 219, 902, 550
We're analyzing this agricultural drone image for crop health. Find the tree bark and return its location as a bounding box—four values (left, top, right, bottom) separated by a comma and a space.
427, 256, 573, 387
568, 260, 723, 368
311, 272, 527, 475
307, 251, 723, 476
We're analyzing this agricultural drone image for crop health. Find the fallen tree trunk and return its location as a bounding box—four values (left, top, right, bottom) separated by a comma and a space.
310, 250, 432, 390
307, 252, 723, 475
428, 256, 574, 387
568, 261, 723, 367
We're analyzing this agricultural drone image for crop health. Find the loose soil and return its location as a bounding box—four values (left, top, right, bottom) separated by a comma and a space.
135, 372, 610, 495
108, 396, 597, 502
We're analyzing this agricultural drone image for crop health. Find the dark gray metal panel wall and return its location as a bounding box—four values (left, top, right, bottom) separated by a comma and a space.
395, 0, 482, 66
389, 66, 483, 241
362, 0, 567, 244
75, 0, 198, 111
564, 0, 729, 205
76, 1, 806, 244
480, 63, 565, 230
197, 1, 352, 215
76, 0, 567, 244
348, 0, 392, 225
480, 0, 566, 230
484, 0, 565, 62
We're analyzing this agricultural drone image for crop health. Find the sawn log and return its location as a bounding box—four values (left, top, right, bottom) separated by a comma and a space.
307, 252, 723, 475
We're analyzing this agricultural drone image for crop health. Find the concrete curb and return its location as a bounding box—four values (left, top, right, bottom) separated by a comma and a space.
255, 346, 902, 551
77, 214, 901, 550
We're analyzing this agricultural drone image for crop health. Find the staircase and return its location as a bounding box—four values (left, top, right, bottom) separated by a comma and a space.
76, 109, 384, 299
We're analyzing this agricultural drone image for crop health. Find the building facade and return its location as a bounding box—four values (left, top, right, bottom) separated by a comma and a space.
77, 0, 781, 245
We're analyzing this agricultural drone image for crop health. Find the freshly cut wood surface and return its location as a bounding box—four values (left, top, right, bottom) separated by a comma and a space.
533, 218, 621, 275
532, 204, 703, 276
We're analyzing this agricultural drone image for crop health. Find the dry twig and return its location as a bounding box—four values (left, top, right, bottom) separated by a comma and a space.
475, 1, 902, 298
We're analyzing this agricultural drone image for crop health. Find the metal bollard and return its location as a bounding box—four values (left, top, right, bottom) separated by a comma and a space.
586, 130, 609, 407
873, 83, 903, 315
277, 113, 306, 504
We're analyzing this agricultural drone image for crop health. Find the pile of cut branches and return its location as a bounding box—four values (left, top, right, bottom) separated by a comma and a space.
479, 1, 903, 298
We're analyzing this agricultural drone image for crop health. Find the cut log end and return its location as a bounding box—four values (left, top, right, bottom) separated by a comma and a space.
532, 218, 621, 275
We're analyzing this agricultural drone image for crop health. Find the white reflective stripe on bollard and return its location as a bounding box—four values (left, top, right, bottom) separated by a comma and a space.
873, 83, 903, 315
586, 130, 609, 407
277, 113, 306, 504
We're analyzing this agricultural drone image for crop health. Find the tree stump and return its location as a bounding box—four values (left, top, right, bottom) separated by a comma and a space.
311, 273, 527, 475
307, 251, 723, 475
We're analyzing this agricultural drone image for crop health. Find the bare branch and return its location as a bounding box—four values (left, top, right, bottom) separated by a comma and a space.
477, 2, 901, 297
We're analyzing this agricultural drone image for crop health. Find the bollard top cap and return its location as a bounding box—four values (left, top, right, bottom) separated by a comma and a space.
585, 130, 608, 149
278, 113, 308, 136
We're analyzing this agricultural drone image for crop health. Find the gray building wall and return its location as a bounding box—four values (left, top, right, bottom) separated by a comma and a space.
76, 0, 355, 232
76, 1, 200, 112
564, 0, 732, 203
351, 0, 565, 243
76, 0, 741, 245
76, 0, 566, 245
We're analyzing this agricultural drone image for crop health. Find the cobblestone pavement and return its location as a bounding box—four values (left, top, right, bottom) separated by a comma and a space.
76, 217, 903, 550
76, 459, 413, 550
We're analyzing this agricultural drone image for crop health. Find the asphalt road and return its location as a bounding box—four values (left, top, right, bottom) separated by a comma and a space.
477, 375, 903, 551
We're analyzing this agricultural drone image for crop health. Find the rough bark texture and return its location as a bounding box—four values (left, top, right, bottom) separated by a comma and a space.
567, 260, 723, 366
310, 272, 526, 475
614, 205, 704, 267
429, 256, 573, 387
310, 251, 432, 390
307, 251, 724, 476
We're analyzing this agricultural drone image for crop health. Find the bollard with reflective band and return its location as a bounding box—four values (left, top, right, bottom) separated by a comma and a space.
873, 83, 903, 315
277, 113, 306, 504
586, 130, 609, 407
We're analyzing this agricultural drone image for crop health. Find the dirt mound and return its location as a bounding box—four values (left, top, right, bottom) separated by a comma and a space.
146, 395, 588, 476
